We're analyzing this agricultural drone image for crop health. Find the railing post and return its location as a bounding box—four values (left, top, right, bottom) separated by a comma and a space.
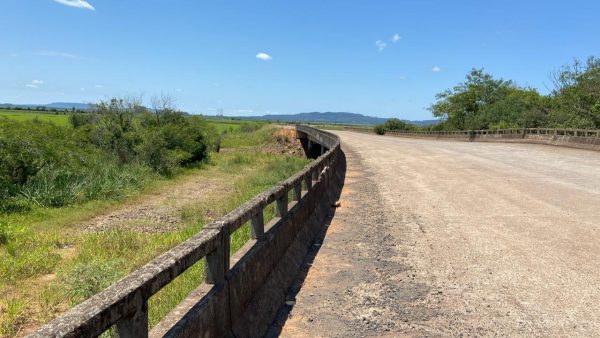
304, 173, 312, 191
250, 210, 264, 240
292, 182, 302, 202
115, 300, 148, 338
205, 231, 229, 285
311, 165, 319, 182
275, 192, 288, 217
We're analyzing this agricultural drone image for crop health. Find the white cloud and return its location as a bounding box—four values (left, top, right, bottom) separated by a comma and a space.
26, 79, 44, 88
94, 84, 103, 88
431, 66, 441, 73
37, 50, 78, 58
80, 87, 86, 91
399, 75, 407, 80
52, 0, 95, 10
256, 52, 272, 61
176, 88, 183, 92
237, 109, 254, 113
375, 40, 387, 52
8, 53, 18, 57
392, 34, 401, 43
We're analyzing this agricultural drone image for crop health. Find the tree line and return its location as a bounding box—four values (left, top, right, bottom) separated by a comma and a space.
376, 57, 600, 134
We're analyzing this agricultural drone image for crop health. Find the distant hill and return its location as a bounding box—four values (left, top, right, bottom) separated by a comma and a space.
46, 102, 92, 110
0, 102, 92, 110
234, 112, 439, 126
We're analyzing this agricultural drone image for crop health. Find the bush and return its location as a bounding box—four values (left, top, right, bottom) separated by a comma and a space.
374, 125, 386, 135
68, 113, 97, 128
0, 119, 157, 209
240, 122, 262, 133
0, 97, 218, 211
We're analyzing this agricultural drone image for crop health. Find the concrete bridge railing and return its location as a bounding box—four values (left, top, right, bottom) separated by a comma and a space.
348, 127, 600, 151
29, 125, 344, 338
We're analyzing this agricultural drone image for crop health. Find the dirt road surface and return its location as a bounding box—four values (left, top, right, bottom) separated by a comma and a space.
278, 131, 600, 337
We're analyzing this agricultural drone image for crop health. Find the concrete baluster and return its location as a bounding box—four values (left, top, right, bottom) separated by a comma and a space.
205, 232, 229, 284
292, 182, 302, 202
250, 210, 264, 240
275, 192, 288, 217
115, 301, 148, 338
312, 166, 319, 182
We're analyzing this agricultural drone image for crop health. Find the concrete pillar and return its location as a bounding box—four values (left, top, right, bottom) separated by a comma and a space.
115, 301, 148, 338
275, 193, 288, 218
250, 211, 264, 240
205, 233, 229, 284
304, 174, 312, 191
311, 165, 319, 182
292, 183, 302, 202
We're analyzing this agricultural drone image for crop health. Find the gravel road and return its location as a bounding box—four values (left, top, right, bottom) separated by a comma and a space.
278, 132, 600, 337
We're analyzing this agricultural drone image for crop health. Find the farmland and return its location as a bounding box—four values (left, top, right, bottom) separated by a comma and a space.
0, 109, 69, 126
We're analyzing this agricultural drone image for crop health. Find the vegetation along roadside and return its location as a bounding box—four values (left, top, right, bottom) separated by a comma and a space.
0, 98, 309, 336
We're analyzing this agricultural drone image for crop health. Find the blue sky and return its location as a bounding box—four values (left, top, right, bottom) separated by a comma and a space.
1, 0, 599, 119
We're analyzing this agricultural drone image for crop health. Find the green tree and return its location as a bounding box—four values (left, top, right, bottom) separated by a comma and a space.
548, 57, 600, 128
429, 69, 543, 130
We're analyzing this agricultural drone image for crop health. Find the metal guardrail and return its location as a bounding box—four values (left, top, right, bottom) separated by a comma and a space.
29, 126, 341, 338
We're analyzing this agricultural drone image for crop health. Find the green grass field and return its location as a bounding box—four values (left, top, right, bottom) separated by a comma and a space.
0, 110, 260, 133
205, 118, 245, 133
0, 109, 70, 126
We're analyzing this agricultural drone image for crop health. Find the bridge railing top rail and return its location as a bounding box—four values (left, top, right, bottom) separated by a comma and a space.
29, 125, 340, 338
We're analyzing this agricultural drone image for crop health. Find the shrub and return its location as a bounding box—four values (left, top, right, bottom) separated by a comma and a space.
374, 125, 386, 135
68, 113, 97, 128
0, 97, 218, 211
240, 122, 262, 133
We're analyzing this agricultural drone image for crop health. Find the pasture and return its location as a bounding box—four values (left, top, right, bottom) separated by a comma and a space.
0, 109, 70, 126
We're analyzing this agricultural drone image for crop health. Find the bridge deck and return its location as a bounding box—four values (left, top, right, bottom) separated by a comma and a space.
278, 131, 600, 336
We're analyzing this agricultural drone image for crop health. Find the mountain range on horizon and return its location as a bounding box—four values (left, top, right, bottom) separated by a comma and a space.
0, 102, 92, 110
0, 102, 438, 126
233, 112, 440, 126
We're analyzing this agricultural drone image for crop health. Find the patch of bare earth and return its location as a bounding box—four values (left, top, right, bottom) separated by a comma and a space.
80, 175, 231, 233
261, 128, 304, 156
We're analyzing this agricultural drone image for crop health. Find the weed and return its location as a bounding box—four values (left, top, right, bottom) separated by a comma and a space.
62, 260, 121, 305
0, 298, 27, 337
